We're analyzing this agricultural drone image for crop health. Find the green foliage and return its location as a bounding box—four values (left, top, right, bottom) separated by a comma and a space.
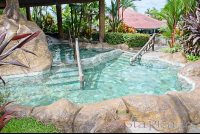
0, 10, 3, 15
0, 90, 10, 107
123, 33, 150, 47
92, 32, 149, 47
154, 0, 195, 47
105, 32, 125, 45
0, 117, 63, 133
186, 54, 200, 61
159, 48, 172, 53
106, 0, 122, 32
159, 42, 182, 53
92, 32, 99, 41
50, 25, 58, 33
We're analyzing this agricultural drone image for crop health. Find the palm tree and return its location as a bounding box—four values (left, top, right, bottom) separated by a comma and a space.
145, 8, 151, 16
153, 0, 193, 47
121, 0, 139, 21
106, 0, 121, 32
3, 0, 26, 21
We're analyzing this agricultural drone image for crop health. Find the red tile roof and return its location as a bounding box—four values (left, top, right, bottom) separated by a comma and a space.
117, 8, 166, 29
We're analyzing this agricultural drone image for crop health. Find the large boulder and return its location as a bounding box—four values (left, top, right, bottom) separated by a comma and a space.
121, 94, 190, 133
160, 52, 188, 63
3, 104, 33, 117
166, 89, 200, 124
31, 99, 82, 133
179, 59, 200, 77
74, 98, 128, 133
0, 15, 53, 76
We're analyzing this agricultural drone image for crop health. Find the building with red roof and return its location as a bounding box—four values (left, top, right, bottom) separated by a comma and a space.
108, 8, 167, 34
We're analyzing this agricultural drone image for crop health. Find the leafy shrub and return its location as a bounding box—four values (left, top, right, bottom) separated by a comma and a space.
105, 32, 125, 45
123, 33, 149, 47
92, 32, 99, 41
50, 25, 58, 33
159, 48, 172, 53
186, 54, 200, 61
159, 43, 182, 53
92, 32, 149, 47
117, 23, 137, 34
181, 3, 200, 56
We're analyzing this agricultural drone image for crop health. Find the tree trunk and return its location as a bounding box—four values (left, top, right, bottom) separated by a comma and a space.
3, 0, 27, 21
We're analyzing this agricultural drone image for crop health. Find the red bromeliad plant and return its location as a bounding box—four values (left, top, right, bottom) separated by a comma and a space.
0, 30, 41, 85
0, 30, 40, 131
0, 101, 21, 132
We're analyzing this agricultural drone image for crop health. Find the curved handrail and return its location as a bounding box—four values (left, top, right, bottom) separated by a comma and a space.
130, 33, 156, 64
75, 38, 84, 89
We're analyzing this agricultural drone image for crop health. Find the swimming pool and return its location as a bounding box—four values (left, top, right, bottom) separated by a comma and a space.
1, 51, 192, 107
49, 44, 112, 64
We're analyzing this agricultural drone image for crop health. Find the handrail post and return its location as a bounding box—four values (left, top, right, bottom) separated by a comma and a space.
130, 33, 156, 64
75, 38, 84, 89
69, 30, 77, 60
152, 35, 155, 51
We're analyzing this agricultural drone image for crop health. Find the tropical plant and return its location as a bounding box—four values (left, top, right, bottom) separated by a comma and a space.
20, 8, 26, 17
181, 0, 200, 56
0, 10, 3, 15
145, 8, 151, 16
120, 0, 140, 21
106, 0, 122, 32
0, 101, 21, 132
186, 54, 200, 61
117, 23, 137, 33
153, 0, 196, 47
0, 30, 40, 85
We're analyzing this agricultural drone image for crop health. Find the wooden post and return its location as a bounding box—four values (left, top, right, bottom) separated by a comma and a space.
26, 6, 32, 21
99, 0, 105, 43
152, 36, 155, 51
56, 3, 63, 39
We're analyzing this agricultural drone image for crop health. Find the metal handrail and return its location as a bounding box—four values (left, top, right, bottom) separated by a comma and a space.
75, 38, 84, 89
130, 33, 156, 64
68, 30, 73, 47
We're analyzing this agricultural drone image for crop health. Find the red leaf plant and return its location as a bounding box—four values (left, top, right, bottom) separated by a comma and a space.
0, 30, 40, 131
0, 101, 21, 132
0, 30, 41, 85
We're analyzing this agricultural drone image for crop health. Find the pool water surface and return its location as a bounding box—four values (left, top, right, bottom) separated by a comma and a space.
1, 52, 192, 107
49, 44, 112, 64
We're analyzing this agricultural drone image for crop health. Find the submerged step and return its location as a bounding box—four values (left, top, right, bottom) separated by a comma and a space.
46, 76, 80, 85
120, 54, 134, 59
117, 57, 130, 62
51, 67, 79, 74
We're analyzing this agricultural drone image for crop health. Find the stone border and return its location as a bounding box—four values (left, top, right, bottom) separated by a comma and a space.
3, 50, 200, 133
1, 68, 51, 83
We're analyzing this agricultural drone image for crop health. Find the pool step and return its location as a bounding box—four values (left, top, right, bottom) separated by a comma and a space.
120, 54, 133, 59
46, 75, 80, 85
51, 67, 79, 74
117, 57, 130, 62
122, 52, 136, 57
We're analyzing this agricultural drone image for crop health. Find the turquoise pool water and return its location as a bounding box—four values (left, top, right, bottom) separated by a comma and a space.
1, 52, 192, 107
49, 44, 112, 64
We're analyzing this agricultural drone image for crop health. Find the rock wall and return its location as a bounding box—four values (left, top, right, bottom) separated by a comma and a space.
0, 15, 53, 76
3, 51, 200, 133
